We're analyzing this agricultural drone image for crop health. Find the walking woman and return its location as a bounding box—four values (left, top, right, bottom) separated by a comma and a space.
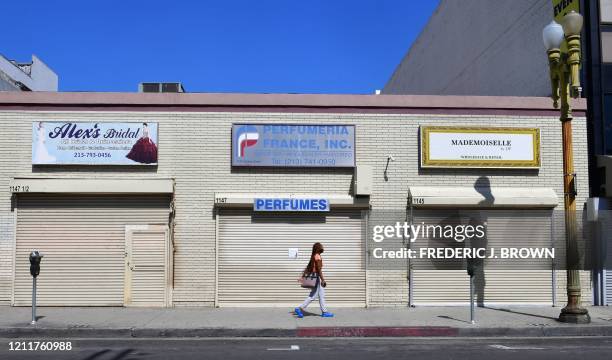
295, 242, 334, 318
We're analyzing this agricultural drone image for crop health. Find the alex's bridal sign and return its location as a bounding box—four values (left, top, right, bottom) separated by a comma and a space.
32, 122, 159, 165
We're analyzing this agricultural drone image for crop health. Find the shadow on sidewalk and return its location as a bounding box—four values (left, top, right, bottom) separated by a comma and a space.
437, 315, 472, 324
289, 310, 321, 318
483, 306, 558, 321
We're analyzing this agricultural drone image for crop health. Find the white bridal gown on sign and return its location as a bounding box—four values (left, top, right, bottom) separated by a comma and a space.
33, 124, 56, 163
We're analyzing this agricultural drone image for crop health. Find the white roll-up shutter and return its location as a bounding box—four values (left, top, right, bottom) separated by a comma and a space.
13, 194, 171, 306
606, 270, 612, 305
218, 210, 365, 307
412, 209, 554, 305
603, 213, 612, 305
606, 226, 612, 304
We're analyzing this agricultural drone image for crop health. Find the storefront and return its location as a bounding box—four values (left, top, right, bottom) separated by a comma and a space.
588, 197, 612, 305
215, 203, 366, 307
10, 179, 173, 306
0, 92, 593, 307
407, 187, 559, 305
607, 256, 612, 305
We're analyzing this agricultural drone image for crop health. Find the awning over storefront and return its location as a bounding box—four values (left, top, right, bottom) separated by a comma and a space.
214, 193, 370, 209
408, 186, 558, 208
10, 178, 174, 194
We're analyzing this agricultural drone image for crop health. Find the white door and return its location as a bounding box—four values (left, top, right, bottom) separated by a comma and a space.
124, 225, 171, 307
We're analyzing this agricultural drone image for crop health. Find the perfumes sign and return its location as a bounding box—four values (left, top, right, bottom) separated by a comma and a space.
32, 122, 159, 165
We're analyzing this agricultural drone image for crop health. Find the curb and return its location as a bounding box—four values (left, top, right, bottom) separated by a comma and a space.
0, 328, 133, 338
297, 327, 458, 337
2, 326, 612, 338
457, 326, 612, 337
0, 327, 297, 339
133, 328, 295, 338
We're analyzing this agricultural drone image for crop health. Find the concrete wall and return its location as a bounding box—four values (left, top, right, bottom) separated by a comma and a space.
0, 55, 58, 92
0, 74, 19, 91
383, 0, 552, 96
28, 56, 58, 92
0, 102, 589, 306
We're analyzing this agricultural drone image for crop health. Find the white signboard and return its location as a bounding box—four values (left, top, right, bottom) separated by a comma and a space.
288, 248, 299, 259
420, 127, 540, 168
32, 122, 158, 165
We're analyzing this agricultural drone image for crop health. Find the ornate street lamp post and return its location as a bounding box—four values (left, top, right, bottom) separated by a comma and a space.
542, 10, 590, 324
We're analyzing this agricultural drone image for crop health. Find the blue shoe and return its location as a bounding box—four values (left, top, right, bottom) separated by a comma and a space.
321, 312, 334, 318
294, 307, 304, 318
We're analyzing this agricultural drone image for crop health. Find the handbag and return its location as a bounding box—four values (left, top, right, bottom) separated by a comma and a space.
300, 273, 317, 289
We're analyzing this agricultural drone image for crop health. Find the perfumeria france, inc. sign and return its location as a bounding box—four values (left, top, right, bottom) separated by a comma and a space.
231, 124, 355, 167
420, 126, 541, 169
32, 122, 159, 165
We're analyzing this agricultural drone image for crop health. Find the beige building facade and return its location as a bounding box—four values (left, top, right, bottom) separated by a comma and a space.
0, 92, 591, 307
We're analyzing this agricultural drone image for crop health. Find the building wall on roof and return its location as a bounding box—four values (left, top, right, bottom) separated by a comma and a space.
383, 0, 552, 96
0, 75, 19, 91
0, 108, 590, 305
0, 55, 58, 92
28, 56, 58, 92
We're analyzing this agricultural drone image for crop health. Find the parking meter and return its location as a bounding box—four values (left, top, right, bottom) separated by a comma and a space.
29, 251, 43, 278
466, 256, 476, 324
29, 250, 43, 325
467, 259, 475, 277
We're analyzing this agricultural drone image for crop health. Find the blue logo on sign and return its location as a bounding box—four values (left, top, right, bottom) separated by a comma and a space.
254, 198, 329, 212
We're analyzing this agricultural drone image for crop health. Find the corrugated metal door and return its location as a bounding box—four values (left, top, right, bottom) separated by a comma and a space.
606, 270, 612, 305
412, 209, 554, 305
605, 217, 612, 305
125, 225, 171, 307
218, 210, 365, 307
13, 194, 171, 306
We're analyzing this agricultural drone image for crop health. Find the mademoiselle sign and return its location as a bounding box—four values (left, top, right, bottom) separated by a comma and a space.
232, 124, 355, 167
32, 122, 159, 165
420, 126, 540, 168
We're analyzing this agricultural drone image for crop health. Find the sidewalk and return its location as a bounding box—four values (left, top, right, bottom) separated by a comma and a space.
1, 305, 612, 338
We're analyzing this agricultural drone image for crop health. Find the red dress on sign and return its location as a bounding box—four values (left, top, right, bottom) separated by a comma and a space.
126, 136, 158, 164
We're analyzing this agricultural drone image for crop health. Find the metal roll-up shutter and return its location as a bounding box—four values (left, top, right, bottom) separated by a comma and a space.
218, 210, 365, 307
412, 209, 553, 305
606, 270, 612, 305
601, 212, 612, 305
606, 223, 612, 305
13, 194, 171, 306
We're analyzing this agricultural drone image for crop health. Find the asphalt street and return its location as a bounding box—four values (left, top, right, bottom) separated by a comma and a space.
1, 337, 612, 360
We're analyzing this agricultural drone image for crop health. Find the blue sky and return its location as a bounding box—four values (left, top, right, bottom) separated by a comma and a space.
4, 0, 439, 93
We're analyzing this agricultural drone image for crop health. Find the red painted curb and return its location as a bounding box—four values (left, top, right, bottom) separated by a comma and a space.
297, 326, 459, 337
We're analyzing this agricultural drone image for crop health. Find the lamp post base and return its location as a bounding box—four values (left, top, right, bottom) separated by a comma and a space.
559, 307, 591, 324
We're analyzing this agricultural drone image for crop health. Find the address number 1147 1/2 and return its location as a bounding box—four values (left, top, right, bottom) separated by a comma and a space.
9, 185, 30, 193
